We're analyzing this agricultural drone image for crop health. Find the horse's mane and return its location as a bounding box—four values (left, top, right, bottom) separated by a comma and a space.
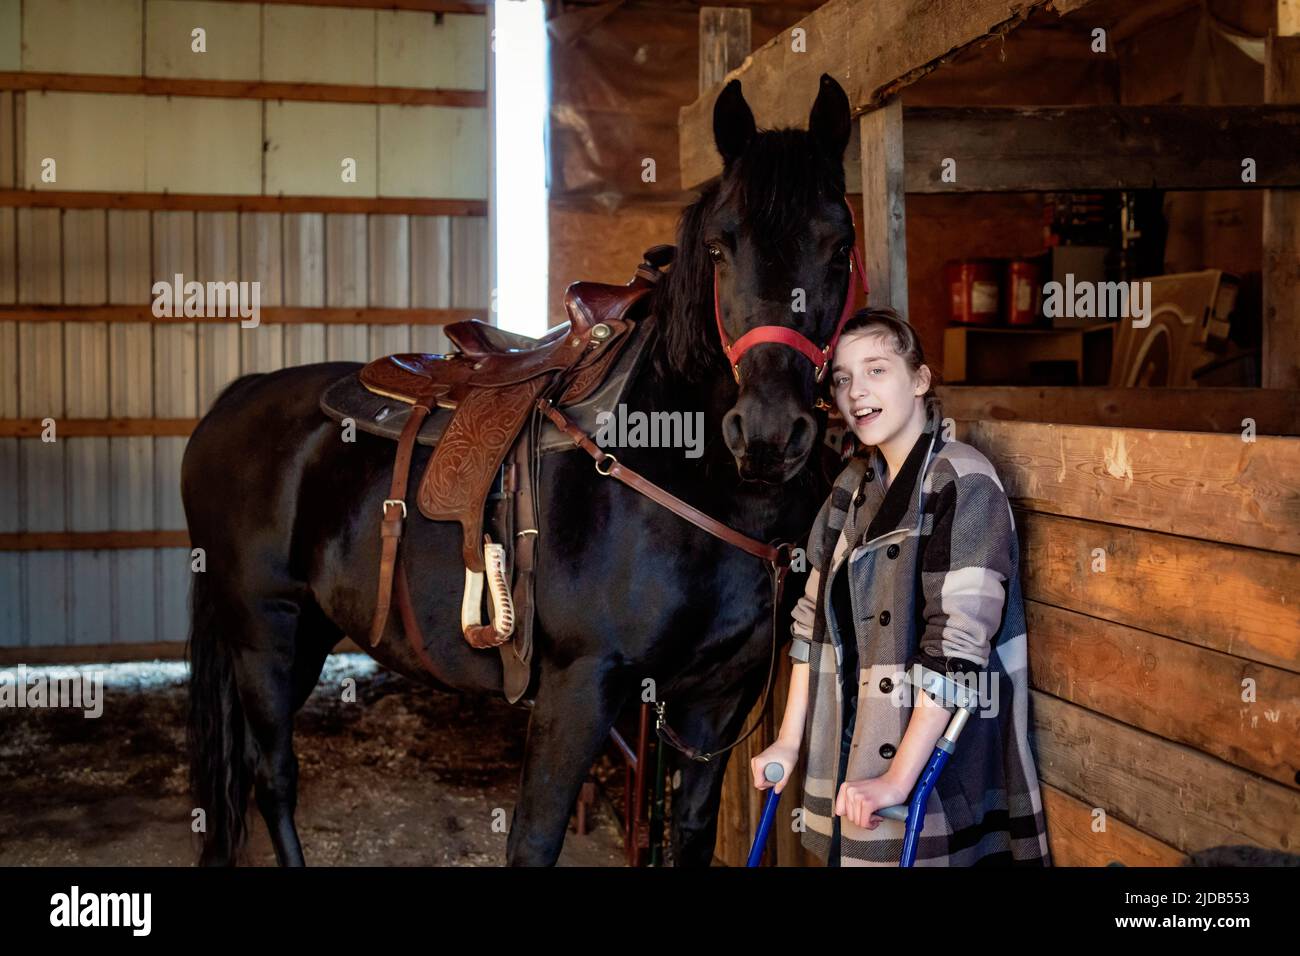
649, 129, 847, 384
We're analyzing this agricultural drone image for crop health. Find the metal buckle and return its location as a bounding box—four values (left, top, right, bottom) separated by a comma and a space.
594, 454, 617, 476
382, 499, 407, 518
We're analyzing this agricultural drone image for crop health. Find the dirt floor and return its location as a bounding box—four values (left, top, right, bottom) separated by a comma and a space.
0, 654, 629, 866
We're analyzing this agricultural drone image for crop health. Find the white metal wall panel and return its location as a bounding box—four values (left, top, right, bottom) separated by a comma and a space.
0, 0, 19, 73
151, 211, 198, 417
265, 102, 379, 198
22, 0, 143, 77
113, 549, 156, 644
262, 5, 376, 86
24, 92, 149, 192
69, 550, 112, 645
410, 214, 452, 354
145, 0, 262, 81
24, 551, 69, 647
376, 11, 486, 91
378, 105, 489, 200
282, 212, 326, 365
157, 548, 190, 643
144, 96, 262, 195
196, 211, 241, 411
153, 436, 186, 531
238, 211, 284, 373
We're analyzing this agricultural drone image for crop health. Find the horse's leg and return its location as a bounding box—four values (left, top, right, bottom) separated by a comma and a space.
666, 685, 763, 867
228, 593, 316, 867
506, 656, 629, 866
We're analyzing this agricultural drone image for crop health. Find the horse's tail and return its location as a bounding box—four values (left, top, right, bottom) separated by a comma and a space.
186, 570, 250, 866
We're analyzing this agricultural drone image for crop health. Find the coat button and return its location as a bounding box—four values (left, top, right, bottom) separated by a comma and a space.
854, 490, 866, 506
879, 610, 891, 625
879, 677, 893, 693
886, 544, 900, 559
864, 467, 875, 482
879, 743, 896, 759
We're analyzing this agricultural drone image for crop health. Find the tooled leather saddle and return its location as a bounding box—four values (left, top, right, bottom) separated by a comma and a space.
320, 245, 674, 702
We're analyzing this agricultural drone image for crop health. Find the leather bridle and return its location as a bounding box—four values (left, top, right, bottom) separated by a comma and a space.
712, 195, 869, 385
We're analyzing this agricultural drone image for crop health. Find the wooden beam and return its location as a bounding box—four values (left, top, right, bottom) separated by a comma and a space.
858, 99, 908, 313
0, 418, 198, 437
936, 385, 1300, 436
679, 0, 1063, 188
0, 73, 485, 108
1032, 692, 1300, 856
1264, 34, 1300, 389
0, 305, 482, 325
0, 635, 364, 666
958, 419, 1300, 556
903, 106, 1300, 192
0, 531, 190, 551
0, 642, 187, 666
226, 0, 486, 11
1028, 600, 1300, 786
699, 8, 751, 94
1019, 511, 1300, 674
0, 190, 487, 217
1042, 784, 1187, 867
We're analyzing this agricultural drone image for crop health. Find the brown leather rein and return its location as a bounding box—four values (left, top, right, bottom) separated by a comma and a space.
537, 397, 793, 764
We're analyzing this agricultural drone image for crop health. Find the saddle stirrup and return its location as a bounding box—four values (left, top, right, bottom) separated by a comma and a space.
462, 534, 515, 648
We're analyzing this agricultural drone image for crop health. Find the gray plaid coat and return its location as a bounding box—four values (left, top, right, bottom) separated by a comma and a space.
788, 395, 1051, 866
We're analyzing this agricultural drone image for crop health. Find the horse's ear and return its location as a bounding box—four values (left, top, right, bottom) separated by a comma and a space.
713, 79, 756, 166
808, 73, 851, 160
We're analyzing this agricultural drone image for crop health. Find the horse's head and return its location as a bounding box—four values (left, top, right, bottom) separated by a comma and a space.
701, 74, 861, 484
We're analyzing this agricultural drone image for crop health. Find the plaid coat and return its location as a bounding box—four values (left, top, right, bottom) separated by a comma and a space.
788, 395, 1051, 866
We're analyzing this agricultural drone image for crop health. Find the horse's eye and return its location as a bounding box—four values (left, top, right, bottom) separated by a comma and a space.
835, 243, 852, 262
707, 243, 724, 264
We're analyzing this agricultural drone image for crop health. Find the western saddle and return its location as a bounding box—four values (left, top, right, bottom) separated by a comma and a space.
320, 245, 674, 702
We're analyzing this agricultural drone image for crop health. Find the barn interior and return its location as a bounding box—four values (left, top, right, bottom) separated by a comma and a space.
0, 0, 1297, 868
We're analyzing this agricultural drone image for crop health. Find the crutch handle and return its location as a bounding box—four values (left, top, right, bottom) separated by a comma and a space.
746, 763, 786, 867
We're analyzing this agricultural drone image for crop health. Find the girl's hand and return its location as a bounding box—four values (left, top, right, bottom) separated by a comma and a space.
834, 775, 911, 830
750, 741, 799, 794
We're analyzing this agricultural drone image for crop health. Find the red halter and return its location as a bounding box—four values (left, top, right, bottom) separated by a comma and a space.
713, 195, 869, 385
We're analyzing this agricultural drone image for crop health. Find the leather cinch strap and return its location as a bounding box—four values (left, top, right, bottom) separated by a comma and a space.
369, 400, 431, 647
537, 396, 792, 763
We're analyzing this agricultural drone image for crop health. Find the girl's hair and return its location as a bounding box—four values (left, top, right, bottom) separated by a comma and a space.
834, 307, 937, 399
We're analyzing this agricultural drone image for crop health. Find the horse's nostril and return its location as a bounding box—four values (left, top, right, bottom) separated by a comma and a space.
786, 413, 815, 459
722, 408, 746, 453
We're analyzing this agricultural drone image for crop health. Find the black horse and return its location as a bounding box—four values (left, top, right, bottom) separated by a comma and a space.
184, 73, 859, 866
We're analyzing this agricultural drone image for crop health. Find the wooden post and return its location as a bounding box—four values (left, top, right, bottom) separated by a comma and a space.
1264, 6, 1300, 388
699, 8, 751, 95
859, 98, 909, 315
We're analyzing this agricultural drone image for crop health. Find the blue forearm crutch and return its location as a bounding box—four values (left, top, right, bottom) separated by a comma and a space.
746, 762, 785, 867
874, 669, 981, 867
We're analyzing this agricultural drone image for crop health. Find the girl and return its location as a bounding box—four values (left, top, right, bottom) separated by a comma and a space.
751, 308, 1051, 867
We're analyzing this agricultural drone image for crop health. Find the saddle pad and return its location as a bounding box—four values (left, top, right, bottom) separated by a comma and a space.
318, 316, 658, 457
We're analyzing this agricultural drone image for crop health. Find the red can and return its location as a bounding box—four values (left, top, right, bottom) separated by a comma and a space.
1005, 259, 1041, 326
946, 259, 1002, 325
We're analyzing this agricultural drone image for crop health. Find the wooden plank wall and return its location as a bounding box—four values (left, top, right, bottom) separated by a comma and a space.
716, 392, 1300, 866
0, 0, 491, 653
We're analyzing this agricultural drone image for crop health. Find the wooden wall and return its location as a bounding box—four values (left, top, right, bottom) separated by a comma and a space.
0, 0, 491, 655
717, 389, 1300, 866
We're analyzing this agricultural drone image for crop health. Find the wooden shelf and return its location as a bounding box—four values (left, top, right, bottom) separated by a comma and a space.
943, 322, 1116, 386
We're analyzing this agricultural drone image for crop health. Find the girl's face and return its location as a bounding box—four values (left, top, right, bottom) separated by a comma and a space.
830, 330, 929, 448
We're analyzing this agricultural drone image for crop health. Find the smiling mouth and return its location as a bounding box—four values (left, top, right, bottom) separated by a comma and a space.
852, 406, 882, 425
